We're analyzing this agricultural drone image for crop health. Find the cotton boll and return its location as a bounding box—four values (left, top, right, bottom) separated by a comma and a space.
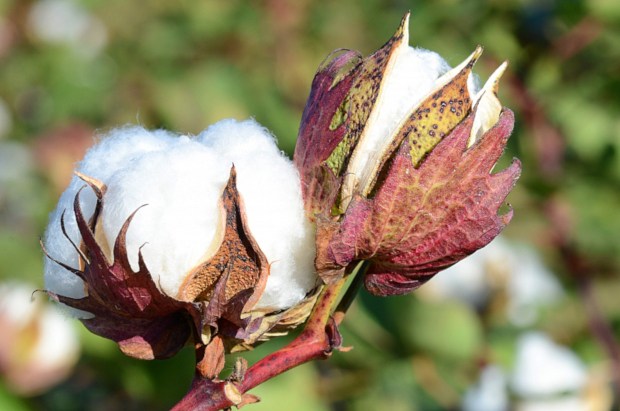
511, 332, 587, 398
100, 141, 230, 297
45, 121, 317, 314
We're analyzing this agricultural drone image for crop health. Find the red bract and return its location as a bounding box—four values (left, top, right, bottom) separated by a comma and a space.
318, 111, 520, 296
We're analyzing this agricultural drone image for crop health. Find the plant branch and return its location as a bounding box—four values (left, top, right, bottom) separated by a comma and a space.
171, 276, 349, 411
333, 261, 369, 325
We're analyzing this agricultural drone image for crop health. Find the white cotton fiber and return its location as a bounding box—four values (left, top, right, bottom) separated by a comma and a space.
197, 119, 317, 309
44, 120, 317, 314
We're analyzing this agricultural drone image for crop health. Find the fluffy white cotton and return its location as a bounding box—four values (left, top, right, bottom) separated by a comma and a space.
341, 42, 451, 205
339, 21, 483, 209
511, 332, 587, 398
44, 120, 317, 313
197, 120, 317, 308
44, 127, 179, 317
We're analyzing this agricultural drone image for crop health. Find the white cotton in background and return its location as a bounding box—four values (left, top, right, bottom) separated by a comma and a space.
506, 244, 563, 327
44, 120, 317, 314
511, 332, 587, 399
462, 365, 509, 411
0, 282, 80, 374
423, 236, 563, 327
515, 397, 589, 411
425, 241, 496, 308
0, 97, 12, 139
0, 142, 32, 183
27, 0, 108, 57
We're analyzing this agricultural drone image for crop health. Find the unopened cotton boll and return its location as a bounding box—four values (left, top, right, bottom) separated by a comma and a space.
44, 119, 317, 314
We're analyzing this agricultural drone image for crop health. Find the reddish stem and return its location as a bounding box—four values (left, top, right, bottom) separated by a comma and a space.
171, 278, 347, 411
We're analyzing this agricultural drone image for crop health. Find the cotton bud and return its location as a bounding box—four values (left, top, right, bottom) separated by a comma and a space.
294, 13, 520, 296
43, 120, 318, 360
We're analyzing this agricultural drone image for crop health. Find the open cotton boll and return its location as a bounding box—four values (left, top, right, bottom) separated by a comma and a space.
44, 120, 317, 313
343, 44, 452, 200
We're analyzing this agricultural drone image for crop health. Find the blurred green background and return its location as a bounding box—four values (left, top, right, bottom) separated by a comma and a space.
0, 0, 619, 410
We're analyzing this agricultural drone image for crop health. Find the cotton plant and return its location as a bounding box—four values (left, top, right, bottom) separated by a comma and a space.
42, 13, 520, 410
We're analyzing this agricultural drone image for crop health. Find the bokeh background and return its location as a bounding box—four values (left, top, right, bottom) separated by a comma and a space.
0, 0, 619, 410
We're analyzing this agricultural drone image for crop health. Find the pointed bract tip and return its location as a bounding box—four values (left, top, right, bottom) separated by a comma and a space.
471, 45, 484, 63
487, 61, 508, 94
395, 11, 411, 45
74, 171, 106, 197
459, 45, 484, 70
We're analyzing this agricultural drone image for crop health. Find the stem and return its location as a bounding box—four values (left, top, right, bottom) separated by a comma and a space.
333, 261, 369, 325
172, 277, 348, 411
